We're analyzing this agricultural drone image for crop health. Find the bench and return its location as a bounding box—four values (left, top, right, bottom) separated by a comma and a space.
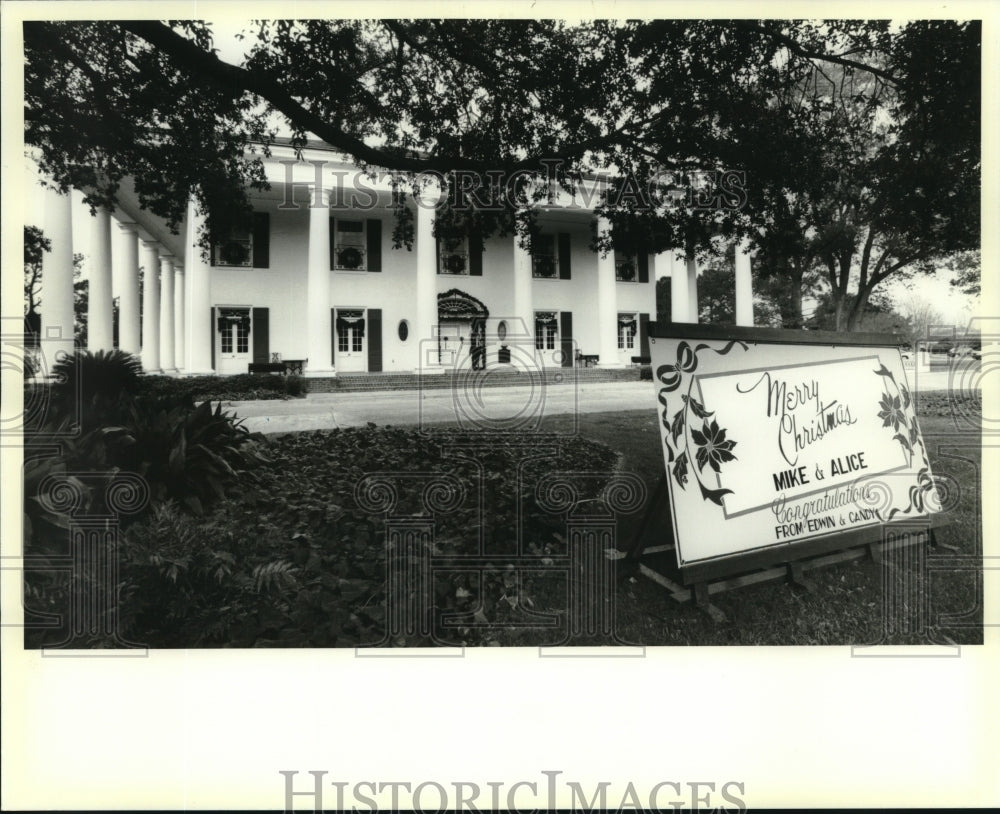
248, 359, 307, 375
630, 355, 651, 366
577, 354, 599, 368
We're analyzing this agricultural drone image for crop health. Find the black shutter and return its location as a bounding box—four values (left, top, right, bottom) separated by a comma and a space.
329, 218, 336, 270
469, 234, 483, 276
638, 252, 649, 283
252, 212, 270, 268
367, 308, 382, 372
252, 307, 269, 363
210, 307, 215, 370
560, 311, 573, 368
558, 233, 572, 279
639, 312, 650, 358
366, 219, 382, 272
331, 308, 337, 367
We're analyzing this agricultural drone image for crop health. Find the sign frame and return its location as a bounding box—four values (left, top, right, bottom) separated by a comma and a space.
646, 322, 942, 587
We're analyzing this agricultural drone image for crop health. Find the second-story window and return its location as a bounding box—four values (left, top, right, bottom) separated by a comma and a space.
439, 237, 470, 275
532, 235, 558, 278
334, 219, 367, 270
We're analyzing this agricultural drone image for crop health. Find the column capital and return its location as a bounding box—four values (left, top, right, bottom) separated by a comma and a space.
116, 219, 138, 233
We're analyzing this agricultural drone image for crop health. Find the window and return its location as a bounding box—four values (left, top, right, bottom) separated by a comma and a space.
236, 319, 250, 354
535, 312, 558, 350
618, 314, 637, 350
214, 225, 253, 267
398, 320, 409, 342
615, 255, 638, 282
532, 234, 558, 278
439, 237, 470, 275
334, 219, 367, 270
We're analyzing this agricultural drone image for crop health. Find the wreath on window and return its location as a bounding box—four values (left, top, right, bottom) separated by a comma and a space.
217, 312, 251, 333
533, 256, 556, 277
220, 240, 250, 266
338, 246, 363, 270
444, 253, 467, 274
616, 260, 636, 281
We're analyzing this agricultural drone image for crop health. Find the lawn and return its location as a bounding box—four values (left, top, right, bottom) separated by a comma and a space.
24, 388, 983, 649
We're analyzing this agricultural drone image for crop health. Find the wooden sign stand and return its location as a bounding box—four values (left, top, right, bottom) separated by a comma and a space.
625, 472, 948, 622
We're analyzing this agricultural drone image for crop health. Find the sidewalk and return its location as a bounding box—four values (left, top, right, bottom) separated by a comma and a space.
228, 366, 975, 435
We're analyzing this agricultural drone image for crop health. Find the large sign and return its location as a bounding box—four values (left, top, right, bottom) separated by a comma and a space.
648, 325, 938, 575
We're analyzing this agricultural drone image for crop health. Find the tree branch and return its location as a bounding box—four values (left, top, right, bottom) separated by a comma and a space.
119, 20, 626, 178
732, 21, 897, 84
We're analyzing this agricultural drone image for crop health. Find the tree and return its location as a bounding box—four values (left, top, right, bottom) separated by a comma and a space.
24, 225, 49, 318
949, 250, 981, 296
756, 22, 980, 331
23, 18, 978, 296
808, 289, 910, 335
898, 294, 944, 347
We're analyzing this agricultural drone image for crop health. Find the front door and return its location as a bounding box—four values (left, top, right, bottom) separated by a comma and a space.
216, 307, 252, 374
534, 312, 560, 368
437, 320, 472, 368
336, 310, 367, 372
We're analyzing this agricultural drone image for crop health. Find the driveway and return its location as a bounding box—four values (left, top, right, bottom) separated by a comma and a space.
227, 366, 976, 435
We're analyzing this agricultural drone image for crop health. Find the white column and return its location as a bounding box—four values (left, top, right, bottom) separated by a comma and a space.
415, 184, 440, 369
686, 252, 699, 324
173, 266, 185, 373
735, 238, 754, 327
661, 250, 690, 323
114, 222, 141, 355
87, 207, 114, 351
139, 239, 161, 373
596, 217, 620, 367
512, 231, 533, 344
158, 254, 176, 372
40, 185, 76, 364
305, 187, 335, 376
184, 199, 215, 374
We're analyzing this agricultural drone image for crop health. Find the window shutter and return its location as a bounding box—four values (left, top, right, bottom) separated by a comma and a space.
210, 307, 215, 370
367, 308, 383, 372
331, 308, 337, 366
329, 217, 336, 270
560, 311, 573, 368
558, 233, 572, 279
252, 212, 270, 268
252, 307, 269, 363
469, 234, 483, 276
366, 219, 382, 272
639, 312, 650, 358
638, 252, 649, 283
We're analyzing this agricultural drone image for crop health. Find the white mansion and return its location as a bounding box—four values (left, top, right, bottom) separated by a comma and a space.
29, 139, 754, 377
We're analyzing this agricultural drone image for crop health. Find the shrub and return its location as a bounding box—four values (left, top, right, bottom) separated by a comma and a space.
111, 399, 270, 515
49, 349, 143, 426
284, 374, 306, 397
138, 373, 296, 403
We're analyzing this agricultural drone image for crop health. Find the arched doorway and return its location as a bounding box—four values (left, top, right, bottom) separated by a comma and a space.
437, 289, 489, 369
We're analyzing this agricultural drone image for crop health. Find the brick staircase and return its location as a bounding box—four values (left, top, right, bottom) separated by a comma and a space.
306, 366, 646, 393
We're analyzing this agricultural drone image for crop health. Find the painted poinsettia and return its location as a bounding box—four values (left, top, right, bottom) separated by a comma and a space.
691, 419, 738, 473
877, 391, 907, 432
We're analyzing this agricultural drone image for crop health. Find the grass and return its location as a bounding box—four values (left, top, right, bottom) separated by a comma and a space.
64, 389, 979, 648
